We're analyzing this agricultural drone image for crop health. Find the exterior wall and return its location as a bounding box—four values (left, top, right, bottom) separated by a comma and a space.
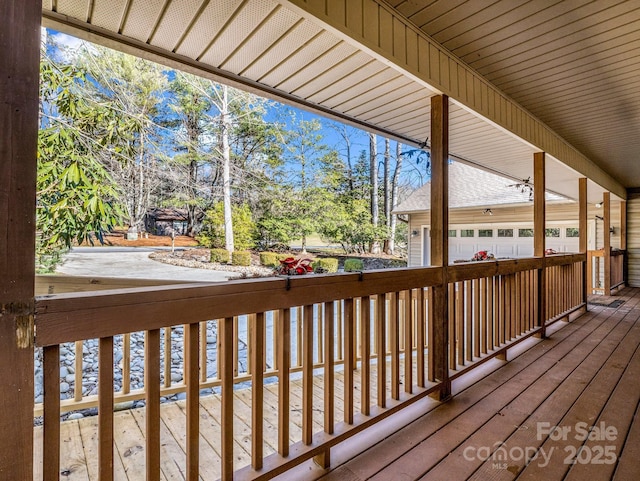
628, 195, 640, 287
407, 202, 623, 267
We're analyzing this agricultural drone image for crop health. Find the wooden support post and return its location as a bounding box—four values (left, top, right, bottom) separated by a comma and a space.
604, 192, 611, 295
621, 200, 627, 287
579, 178, 588, 306
534, 152, 547, 338
429, 94, 450, 400
0, 1, 40, 478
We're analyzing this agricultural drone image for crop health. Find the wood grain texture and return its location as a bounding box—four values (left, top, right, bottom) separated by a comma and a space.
43, 345, 60, 481
0, 1, 40, 478
277, 309, 291, 456
98, 337, 114, 481
251, 312, 265, 469
145, 329, 161, 481
220, 317, 234, 479
185, 322, 200, 480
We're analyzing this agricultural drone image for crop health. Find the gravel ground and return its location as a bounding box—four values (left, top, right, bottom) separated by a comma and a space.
149, 249, 275, 278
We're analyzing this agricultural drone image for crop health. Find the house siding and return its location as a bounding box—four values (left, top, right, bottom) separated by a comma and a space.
628, 195, 640, 287
408, 202, 623, 267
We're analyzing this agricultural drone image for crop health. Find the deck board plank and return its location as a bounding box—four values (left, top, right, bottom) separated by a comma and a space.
320, 295, 630, 481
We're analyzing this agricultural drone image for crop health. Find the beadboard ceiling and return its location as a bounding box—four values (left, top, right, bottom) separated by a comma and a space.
390, 0, 640, 192
41, 0, 638, 204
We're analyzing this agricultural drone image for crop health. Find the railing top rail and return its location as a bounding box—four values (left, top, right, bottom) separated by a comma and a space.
35, 266, 442, 346
34, 254, 585, 347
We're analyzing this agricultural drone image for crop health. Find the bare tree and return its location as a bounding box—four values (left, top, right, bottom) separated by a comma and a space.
388, 141, 403, 255
369, 132, 380, 254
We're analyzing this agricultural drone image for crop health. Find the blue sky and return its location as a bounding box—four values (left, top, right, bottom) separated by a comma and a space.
47, 29, 430, 188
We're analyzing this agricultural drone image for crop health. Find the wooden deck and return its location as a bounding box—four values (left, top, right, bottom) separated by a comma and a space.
319, 287, 640, 481
34, 287, 640, 481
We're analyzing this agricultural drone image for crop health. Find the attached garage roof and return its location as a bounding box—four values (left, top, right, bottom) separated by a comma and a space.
394, 161, 567, 214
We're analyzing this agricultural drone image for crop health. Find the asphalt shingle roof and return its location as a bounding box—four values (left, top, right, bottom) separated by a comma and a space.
394, 162, 566, 214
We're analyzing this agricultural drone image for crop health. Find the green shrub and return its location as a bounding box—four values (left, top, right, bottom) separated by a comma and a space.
210, 248, 230, 264
232, 250, 252, 266
313, 258, 338, 273
344, 258, 364, 272
259, 252, 289, 267
197, 202, 255, 250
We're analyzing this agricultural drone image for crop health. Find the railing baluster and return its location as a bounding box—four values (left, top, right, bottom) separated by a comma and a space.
43, 345, 60, 481
336, 301, 343, 362
448, 284, 456, 370
377, 294, 387, 406
360, 296, 371, 415
122, 333, 131, 395
98, 336, 114, 481
199, 321, 207, 383
317, 301, 335, 469
481, 278, 488, 354
145, 329, 161, 481
297, 307, 303, 368
324, 301, 335, 432
403, 290, 412, 393
487, 277, 494, 351
456, 282, 464, 367
164, 327, 171, 388
185, 322, 200, 481
221, 317, 234, 479
416, 288, 425, 386
465, 280, 472, 361
252, 312, 265, 469
277, 309, 290, 456
317, 303, 324, 365
391, 292, 401, 395
233, 316, 239, 377
303, 304, 314, 444
272, 310, 278, 371
473, 278, 480, 357
74, 340, 83, 402
344, 298, 355, 424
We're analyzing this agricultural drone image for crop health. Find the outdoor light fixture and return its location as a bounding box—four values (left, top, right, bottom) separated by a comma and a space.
483, 208, 493, 215
595, 202, 603, 208
411, 230, 419, 237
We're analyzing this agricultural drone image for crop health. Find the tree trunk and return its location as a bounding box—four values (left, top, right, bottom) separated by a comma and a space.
221, 85, 234, 253
389, 141, 403, 255
383, 138, 391, 253
369, 132, 380, 254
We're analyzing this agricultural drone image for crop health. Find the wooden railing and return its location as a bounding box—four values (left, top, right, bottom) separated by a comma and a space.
587, 249, 625, 295
34, 254, 585, 480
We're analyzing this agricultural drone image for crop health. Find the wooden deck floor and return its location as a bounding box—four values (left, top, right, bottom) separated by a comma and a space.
319, 287, 640, 481
34, 288, 640, 481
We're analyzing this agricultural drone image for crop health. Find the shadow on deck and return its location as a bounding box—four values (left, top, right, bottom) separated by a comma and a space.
34, 288, 640, 481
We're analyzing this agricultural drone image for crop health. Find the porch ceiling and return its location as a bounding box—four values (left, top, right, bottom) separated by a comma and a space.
391, 0, 640, 191
41, 0, 633, 203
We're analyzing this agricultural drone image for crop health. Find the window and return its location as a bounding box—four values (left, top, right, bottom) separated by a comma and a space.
546, 228, 560, 238
566, 227, 579, 238
498, 229, 513, 237
461, 229, 474, 237
448, 229, 457, 237
479, 229, 493, 237
518, 228, 534, 237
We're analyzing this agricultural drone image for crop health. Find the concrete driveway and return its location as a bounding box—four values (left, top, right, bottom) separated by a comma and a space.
56, 247, 238, 282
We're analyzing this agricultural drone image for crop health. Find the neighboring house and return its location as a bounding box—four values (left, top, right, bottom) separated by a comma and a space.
144, 208, 189, 236
394, 162, 622, 266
